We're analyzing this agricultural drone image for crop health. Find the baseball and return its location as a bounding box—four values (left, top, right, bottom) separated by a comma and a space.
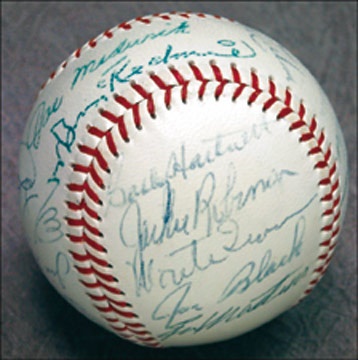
19, 12, 348, 347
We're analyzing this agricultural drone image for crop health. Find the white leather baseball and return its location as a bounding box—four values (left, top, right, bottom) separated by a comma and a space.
19, 12, 348, 347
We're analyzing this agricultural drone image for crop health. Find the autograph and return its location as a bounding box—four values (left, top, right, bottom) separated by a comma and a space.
147, 39, 256, 66
218, 216, 305, 302
71, 21, 191, 89
101, 38, 257, 92
119, 161, 314, 297
45, 251, 71, 289
19, 95, 108, 255
23, 96, 63, 151
108, 119, 273, 208
19, 17, 320, 306
245, 27, 304, 82
153, 264, 309, 341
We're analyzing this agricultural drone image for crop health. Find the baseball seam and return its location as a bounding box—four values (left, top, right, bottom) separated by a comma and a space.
40, 11, 228, 91
51, 12, 342, 347
65, 60, 342, 346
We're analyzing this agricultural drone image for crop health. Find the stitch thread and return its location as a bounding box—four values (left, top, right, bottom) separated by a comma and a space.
30, 12, 339, 346
39, 12, 227, 91
65, 61, 342, 346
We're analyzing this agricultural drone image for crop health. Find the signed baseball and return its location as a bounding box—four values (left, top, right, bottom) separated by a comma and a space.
19, 12, 348, 347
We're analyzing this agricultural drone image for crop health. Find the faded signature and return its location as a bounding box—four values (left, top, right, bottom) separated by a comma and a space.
108, 120, 273, 209
153, 263, 309, 341
119, 160, 314, 297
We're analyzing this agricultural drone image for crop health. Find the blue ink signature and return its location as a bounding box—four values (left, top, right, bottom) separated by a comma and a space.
152, 282, 203, 326
246, 28, 303, 82
48, 94, 108, 182
108, 120, 272, 208
19, 95, 108, 249
218, 216, 305, 302
19, 97, 65, 240
153, 265, 309, 341
23, 96, 63, 151
45, 251, 71, 289
147, 39, 256, 66
106, 56, 144, 91
19, 96, 63, 194
119, 162, 314, 296
34, 178, 64, 244
101, 38, 257, 92
157, 197, 311, 291
71, 21, 191, 89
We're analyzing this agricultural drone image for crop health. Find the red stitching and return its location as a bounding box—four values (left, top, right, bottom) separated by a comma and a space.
43, 13, 342, 345
68, 233, 106, 253
113, 96, 142, 129
96, 304, 136, 318
67, 181, 101, 204
40, 12, 230, 90
136, 16, 151, 24
88, 38, 97, 48
74, 48, 81, 58
153, 13, 171, 20
131, 82, 156, 118
72, 163, 104, 189
232, 84, 247, 102
71, 251, 109, 267
190, 62, 205, 81
150, 73, 173, 108
277, 107, 293, 119
118, 22, 131, 30
89, 294, 130, 306
103, 29, 113, 38
179, 13, 191, 19
75, 265, 117, 282
66, 217, 102, 237
65, 62, 343, 346
67, 198, 99, 220
169, 66, 187, 85
284, 88, 292, 106
210, 63, 229, 99
80, 279, 122, 294
77, 144, 109, 172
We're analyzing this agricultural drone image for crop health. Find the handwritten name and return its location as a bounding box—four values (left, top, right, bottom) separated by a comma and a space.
102, 39, 257, 91
153, 264, 309, 341
71, 21, 191, 89
19, 95, 108, 268
108, 121, 272, 209
119, 164, 307, 297
147, 39, 256, 66
23, 96, 63, 151
218, 216, 305, 302
45, 251, 70, 289
48, 94, 108, 182
245, 27, 304, 82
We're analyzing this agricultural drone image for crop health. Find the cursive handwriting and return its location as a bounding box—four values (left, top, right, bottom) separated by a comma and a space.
23, 96, 63, 151
34, 179, 63, 244
153, 264, 309, 341
45, 251, 71, 289
246, 27, 304, 82
48, 94, 108, 182
148, 39, 256, 66
101, 38, 257, 92
71, 21, 191, 89
20, 95, 108, 253
218, 216, 305, 302
118, 162, 312, 296
108, 120, 272, 209
152, 282, 202, 324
